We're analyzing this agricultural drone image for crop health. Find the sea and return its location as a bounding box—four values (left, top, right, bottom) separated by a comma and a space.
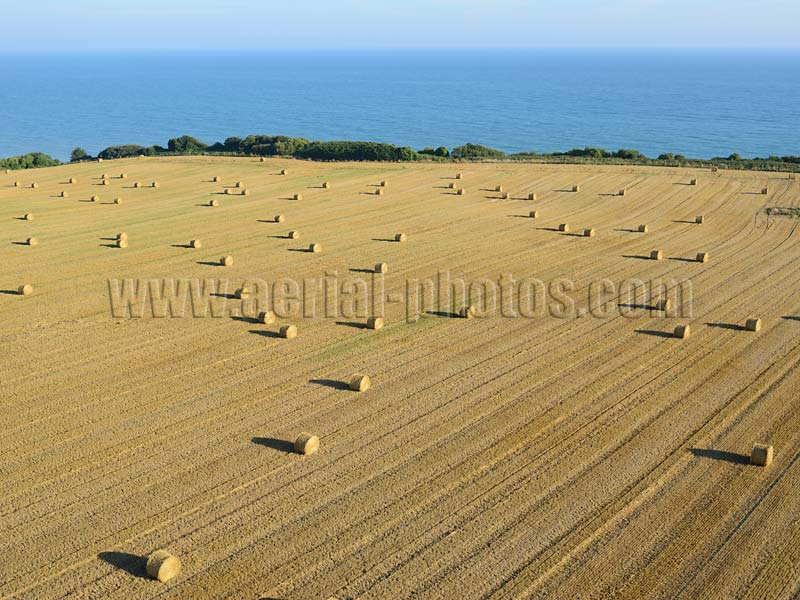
1, 49, 798, 162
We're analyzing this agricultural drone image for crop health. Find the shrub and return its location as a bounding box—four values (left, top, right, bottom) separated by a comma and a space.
70, 147, 91, 162
98, 144, 151, 160
0, 152, 60, 170
167, 135, 207, 153
450, 143, 505, 159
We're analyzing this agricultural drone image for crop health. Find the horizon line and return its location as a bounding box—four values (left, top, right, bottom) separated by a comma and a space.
2, 45, 800, 54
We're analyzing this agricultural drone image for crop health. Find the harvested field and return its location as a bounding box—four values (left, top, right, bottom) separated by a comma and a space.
1, 157, 800, 599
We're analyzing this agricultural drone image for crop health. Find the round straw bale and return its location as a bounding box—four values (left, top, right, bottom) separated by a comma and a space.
583, 228, 596, 237
14, 181, 20, 187
529, 210, 539, 218
457, 188, 465, 195
61, 190, 69, 198
241, 189, 250, 196
288, 230, 300, 239
367, 316, 384, 330
395, 233, 407, 242
27, 237, 38, 246
281, 324, 298, 339
761, 187, 768, 195
380, 180, 388, 187
225, 188, 232, 195
751, 444, 773, 467
500, 191, 509, 199
31, 183, 39, 189
117, 239, 128, 248
293, 193, 303, 201
69, 177, 77, 184
101, 179, 109, 186
650, 249, 664, 260
695, 215, 704, 224
209, 199, 219, 207
18, 284, 33, 296
189, 239, 202, 249
309, 242, 322, 253
114, 197, 122, 204
655, 298, 671, 312
235, 181, 243, 188
294, 432, 318, 454
349, 373, 371, 392
690, 178, 698, 185
220, 255, 233, 267
152, 181, 159, 188
133, 182, 141, 188
120, 173, 127, 179
116, 232, 128, 241
448, 182, 456, 189
638, 224, 648, 233
528, 192, 538, 201
459, 305, 476, 319
696, 252, 709, 263
90, 195, 99, 202
259, 156, 266, 162
374, 262, 388, 273
23, 213, 33, 220
495, 185, 504, 192
619, 189, 627, 196
146, 550, 181, 582
455, 173, 463, 179
235, 287, 251, 300
322, 181, 330, 189
572, 185, 580, 192
745, 318, 762, 332
101, 173, 108, 179
275, 214, 285, 223
674, 324, 691, 339
558, 223, 570, 232
280, 169, 288, 175
98, 157, 103, 162
213, 176, 221, 182
375, 188, 384, 196
258, 310, 276, 324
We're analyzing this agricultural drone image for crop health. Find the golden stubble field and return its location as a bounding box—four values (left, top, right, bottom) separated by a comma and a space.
1, 156, 799, 599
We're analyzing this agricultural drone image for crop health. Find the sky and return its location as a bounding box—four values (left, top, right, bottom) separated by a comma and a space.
0, 0, 798, 51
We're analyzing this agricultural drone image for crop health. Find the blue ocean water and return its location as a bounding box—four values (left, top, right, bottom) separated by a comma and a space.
1, 49, 798, 161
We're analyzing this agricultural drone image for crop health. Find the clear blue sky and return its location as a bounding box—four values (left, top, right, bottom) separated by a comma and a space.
1, 0, 798, 52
